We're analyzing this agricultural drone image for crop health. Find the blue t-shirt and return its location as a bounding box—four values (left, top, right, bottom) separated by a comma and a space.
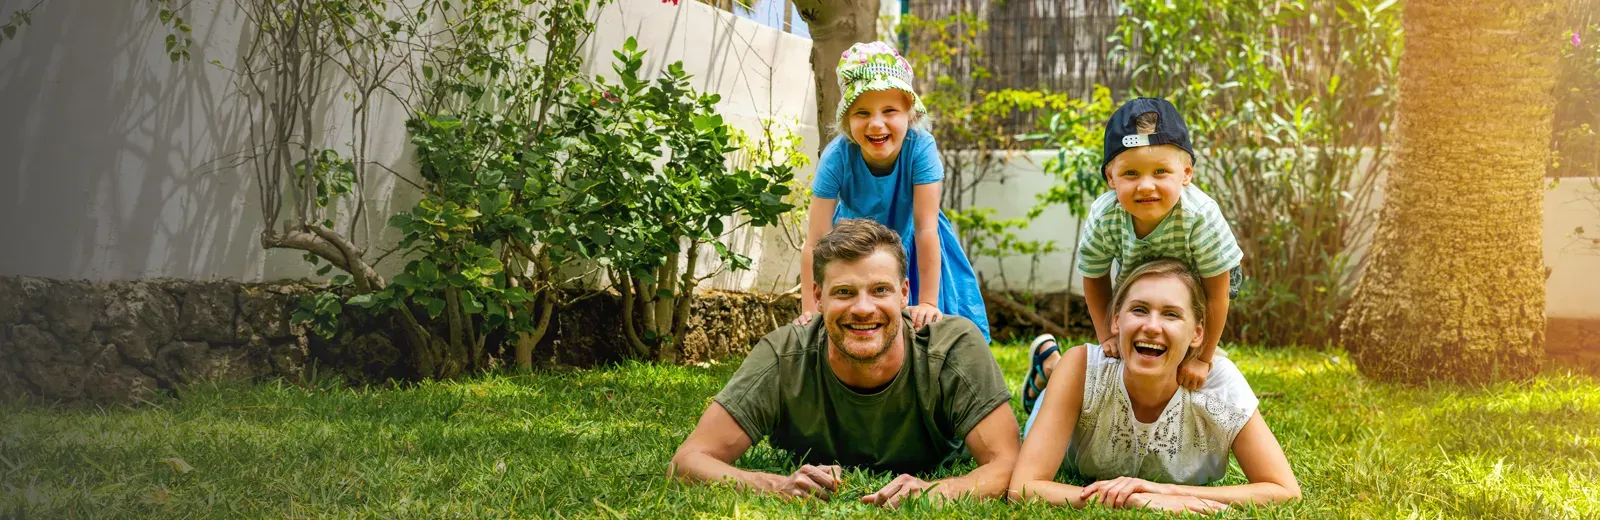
811, 129, 991, 341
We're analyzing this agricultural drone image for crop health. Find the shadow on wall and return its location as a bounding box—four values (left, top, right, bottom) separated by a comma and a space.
0, 0, 415, 282
0, 0, 262, 280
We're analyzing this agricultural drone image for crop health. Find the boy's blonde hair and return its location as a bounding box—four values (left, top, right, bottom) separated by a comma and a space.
1133, 112, 1161, 134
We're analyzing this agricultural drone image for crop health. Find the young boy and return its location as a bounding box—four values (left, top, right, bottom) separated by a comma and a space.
1022, 97, 1242, 412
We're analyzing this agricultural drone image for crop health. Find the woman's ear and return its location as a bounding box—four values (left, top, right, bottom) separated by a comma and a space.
1189, 323, 1204, 349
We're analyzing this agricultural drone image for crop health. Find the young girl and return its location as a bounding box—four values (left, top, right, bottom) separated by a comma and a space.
793, 41, 990, 342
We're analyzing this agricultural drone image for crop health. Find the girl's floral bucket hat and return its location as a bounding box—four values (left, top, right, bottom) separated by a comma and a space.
835, 41, 927, 130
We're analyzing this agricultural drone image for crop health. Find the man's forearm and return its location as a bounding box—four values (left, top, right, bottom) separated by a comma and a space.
670, 450, 780, 492
932, 457, 1014, 500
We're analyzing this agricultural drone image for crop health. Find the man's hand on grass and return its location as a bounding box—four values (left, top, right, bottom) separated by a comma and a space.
772, 464, 842, 500
861, 474, 939, 508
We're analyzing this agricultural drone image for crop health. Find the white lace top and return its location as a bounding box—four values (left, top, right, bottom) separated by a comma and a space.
1064, 346, 1259, 485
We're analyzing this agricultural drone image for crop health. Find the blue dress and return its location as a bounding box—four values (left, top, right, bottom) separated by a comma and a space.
812, 129, 992, 342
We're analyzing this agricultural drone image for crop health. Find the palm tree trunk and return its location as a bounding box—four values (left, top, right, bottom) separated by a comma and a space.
1340, 0, 1559, 383
793, 0, 881, 148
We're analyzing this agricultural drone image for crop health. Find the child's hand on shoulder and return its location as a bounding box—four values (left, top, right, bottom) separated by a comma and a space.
1100, 334, 1120, 359
909, 302, 943, 329
1177, 357, 1210, 390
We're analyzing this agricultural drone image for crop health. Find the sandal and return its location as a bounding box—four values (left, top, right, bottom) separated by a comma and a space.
1021, 334, 1059, 414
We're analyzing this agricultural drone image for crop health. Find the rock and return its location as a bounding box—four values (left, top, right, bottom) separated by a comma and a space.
39, 281, 102, 343
238, 285, 291, 339
0, 276, 28, 324
100, 282, 179, 367
155, 341, 213, 384
20, 362, 84, 401
175, 283, 238, 344
10, 324, 59, 364
348, 332, 401, 376
84, 365, 159, 404
268, 337, 309, 380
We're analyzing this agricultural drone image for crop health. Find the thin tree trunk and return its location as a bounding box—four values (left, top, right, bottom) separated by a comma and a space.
1340, 0, 1557, 383
793, 0, 881, 149
617, 270, 651, 359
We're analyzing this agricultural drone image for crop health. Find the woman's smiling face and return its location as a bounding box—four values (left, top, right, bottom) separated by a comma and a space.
1112, 275, 1204, 378
846, 90, 912, 170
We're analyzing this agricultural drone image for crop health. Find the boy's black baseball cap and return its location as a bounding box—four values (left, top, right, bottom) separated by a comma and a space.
1100, 97, 1196, 179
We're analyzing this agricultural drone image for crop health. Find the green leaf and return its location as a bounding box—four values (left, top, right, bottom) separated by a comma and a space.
159, 9, 172, 24
423, 65, 434, 80
461, 294, 484, 314
475, 257, 504, 273
417, 260, 440, 283
347, 294, 378, 308
422, 296, 446, 318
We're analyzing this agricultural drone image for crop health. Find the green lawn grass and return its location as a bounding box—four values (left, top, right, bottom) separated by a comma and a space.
3, 343, 1598, 518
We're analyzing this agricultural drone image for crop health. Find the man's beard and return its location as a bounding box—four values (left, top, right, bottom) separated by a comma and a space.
826, 313, 898, 364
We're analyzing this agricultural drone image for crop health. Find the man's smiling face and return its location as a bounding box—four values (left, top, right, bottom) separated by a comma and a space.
814, 247, 909, 364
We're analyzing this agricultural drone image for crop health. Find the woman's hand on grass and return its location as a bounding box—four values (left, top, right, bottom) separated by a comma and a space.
773, 464, 842, 500
909, 302, 943, 329
1081, 476, 1175, 508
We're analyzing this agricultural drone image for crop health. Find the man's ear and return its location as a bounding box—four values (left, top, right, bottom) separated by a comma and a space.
812, 279, 824, 309
901, 278, 911, 306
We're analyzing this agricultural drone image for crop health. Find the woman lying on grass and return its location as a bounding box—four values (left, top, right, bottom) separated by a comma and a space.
1008, 258, 1300, 514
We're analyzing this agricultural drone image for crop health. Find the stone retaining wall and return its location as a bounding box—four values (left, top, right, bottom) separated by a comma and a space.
0, 276, 805, 405
0, 277, 313, 404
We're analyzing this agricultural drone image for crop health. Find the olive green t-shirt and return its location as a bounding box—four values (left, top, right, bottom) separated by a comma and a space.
712, 309, 1011, 474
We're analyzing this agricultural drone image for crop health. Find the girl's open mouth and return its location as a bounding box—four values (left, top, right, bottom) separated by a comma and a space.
865, 134, 891, 146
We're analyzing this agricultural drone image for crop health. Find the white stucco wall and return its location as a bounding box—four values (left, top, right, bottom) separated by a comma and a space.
0, 0, 817, 290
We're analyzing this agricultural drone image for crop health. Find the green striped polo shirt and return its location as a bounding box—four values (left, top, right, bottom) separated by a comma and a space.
1076, 184, 1243, 289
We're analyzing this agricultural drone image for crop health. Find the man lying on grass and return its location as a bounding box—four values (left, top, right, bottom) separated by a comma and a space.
670, 219, 1019, 507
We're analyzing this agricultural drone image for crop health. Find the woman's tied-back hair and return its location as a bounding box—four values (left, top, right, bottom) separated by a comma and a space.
812, 219, 907, 284
1110, 258, 1208, 360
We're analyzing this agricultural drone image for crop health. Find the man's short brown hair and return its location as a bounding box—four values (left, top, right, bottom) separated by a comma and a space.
812, 219, 907, 284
